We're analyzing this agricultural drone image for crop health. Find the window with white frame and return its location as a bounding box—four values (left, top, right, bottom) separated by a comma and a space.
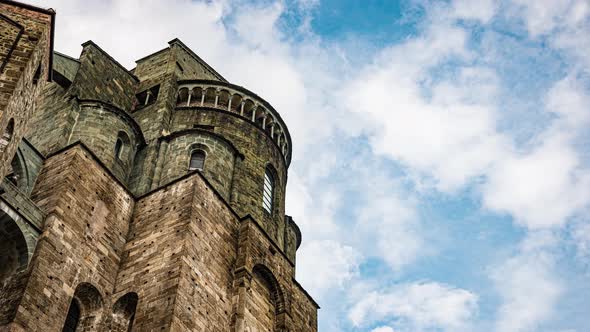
263, 167, 274, 213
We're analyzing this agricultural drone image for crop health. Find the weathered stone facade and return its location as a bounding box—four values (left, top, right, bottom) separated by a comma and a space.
0, 0, 54, 180
0, 2, 318, 332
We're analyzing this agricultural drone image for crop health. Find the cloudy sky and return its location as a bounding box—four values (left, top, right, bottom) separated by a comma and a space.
31, 0, 590, 331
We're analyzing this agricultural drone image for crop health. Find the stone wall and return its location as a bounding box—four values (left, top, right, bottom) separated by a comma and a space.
0, 2, 53, 180
156, 130, 239, 200
0, 32, 318, 331
114, 172, 239, 331
9, 139, 44, 196
68, 102, 142, 183
169, 39, 226, 82
172, 108, 288, 250
69, 42, 137, 111
25, 82, 77, 155
233, 216, 319, 332
2, 145, 134, 331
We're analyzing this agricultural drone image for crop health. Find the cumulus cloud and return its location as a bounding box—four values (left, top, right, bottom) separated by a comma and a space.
297, 240, 362, 296
483, 75, 590, 229
356, 189, 424, 272
345, 0, 590, 231
343, 11, 509, 192
490, 232, 563, 332
371, 326, 396, 332
348, 281, 478, 331
510, 0, 589, 37
26, 0, 590, 330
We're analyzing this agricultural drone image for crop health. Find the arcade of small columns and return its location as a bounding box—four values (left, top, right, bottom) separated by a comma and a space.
176, 82, 291, 163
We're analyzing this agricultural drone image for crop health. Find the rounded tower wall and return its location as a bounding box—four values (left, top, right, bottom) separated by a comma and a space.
171, 80, 292, 249
69, 101, 143, 183
157, 130, 239, 200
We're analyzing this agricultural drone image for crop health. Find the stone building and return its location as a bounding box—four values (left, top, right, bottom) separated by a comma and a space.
0, 3, 319, 331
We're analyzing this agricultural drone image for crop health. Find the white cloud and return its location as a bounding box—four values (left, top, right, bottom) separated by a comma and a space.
343, 14, 509, 192
483, 138, 590, 229
371, 326, 396, 332
296, 240, 362, 297
23, 0, 590, 330
450, 0, 497, 23
345, 2, 590, 231
510, 0, 589, 37
572, 221, 590, 262
348, 281, 478, 331
356, 192, 424, 272
491, 232, 563, 332
483, 75, 590, 229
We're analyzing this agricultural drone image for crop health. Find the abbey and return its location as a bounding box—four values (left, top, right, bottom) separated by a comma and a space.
0, 1, 318, 331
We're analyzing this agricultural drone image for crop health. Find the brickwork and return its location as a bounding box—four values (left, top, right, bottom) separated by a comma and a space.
0, 9, 318, 330
24, 82, 76, 155
0, 1, 53, 180
172, 108, 288, 249
156, 130, 239, 200
68, 102, 143, 183
0, 145, 134, 331
69, 42, 137, 111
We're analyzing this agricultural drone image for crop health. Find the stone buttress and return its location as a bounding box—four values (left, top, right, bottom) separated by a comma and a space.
0, 8, 318, 331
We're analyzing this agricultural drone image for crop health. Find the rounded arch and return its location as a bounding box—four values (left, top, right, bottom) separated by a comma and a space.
7, 148, 30, 192
73, 282, 104, 312
203, 87, 217, 105
190, 87, 203, 106
110, 292, 138, 332
252, 264, 285, 314
188, 147, 207, 172
230, 93, 243, 113
176, 87, 189, 104
218, 89, 231, 107
0, 210, 29, 283
62, 283, 104, 332
263, 164, 279, 215
0, 118, 15, 153
114, 131, 131, 161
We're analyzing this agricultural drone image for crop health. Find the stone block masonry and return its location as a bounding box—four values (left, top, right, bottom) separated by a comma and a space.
0, 5, 318, 329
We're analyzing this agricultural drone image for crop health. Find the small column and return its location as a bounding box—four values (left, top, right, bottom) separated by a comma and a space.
228, 97, 232, 112
214, 89, 219, 108
271, 124, 275, 138
186, 91, 192, 106
277, 134, 281, 146
200, 89, 206, 106
145, 90, 152, 105
240, 102, 245, 116
262, 114, 267, 129
251, 106, 256, 122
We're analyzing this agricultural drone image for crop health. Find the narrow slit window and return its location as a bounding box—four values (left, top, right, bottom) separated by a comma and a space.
114, 138, 123, 159
189, 150, 205, 171
114, 131, 131, 161
263, 168, 274, 213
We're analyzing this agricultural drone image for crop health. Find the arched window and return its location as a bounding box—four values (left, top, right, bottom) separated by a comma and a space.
62, 299, 80, 332
114, 138, 123, 159
263, 167, 275, 214
110, 292, 138, 332
0, 210, 29, 283
0, 118, 15, 152
114, 131, 130, 161
61, 283, 103, 332
188, 150, 205, 171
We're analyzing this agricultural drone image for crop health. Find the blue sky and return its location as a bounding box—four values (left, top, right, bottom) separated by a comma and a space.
33, 0, 590, 331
